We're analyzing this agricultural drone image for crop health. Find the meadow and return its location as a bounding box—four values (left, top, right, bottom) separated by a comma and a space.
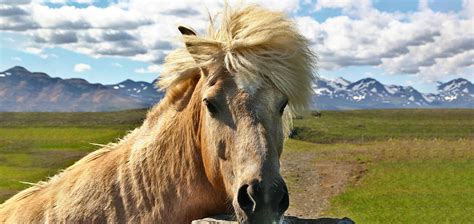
0, 109, 473, 223
0, 110, 146, 202
286, 109, 474, 223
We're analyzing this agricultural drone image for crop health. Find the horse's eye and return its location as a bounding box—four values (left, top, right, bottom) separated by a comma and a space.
203, 98, 218, 115
279, 100, 288, 115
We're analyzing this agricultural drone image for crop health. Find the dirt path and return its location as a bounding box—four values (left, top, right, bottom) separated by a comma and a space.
281, 149, 367, 218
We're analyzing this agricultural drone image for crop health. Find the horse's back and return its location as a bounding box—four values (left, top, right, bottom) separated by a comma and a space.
0, 186, 51, 223
0, 147, 127, 223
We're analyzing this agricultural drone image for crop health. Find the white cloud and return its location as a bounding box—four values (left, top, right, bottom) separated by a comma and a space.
462, 0, 474, 18
314, 0, 373, 16
245, 0, 300, 13
48, 53, 58, 58
74, 63, 91, 72
315, 0, 351, 11
76, 0, 93, 4
0, 0, 472, 83
135, 65, 162, 74
405, 80, 415, 86
296, 2, 474, 81
364, 72, 374, 77
418, 0, 430, 11
23, 46, 58, 59
42, 0, 96, 5
11, 56, 22, 62
112, 62, 122, 67
0, 0, 301, 64
24, 46, 43, 55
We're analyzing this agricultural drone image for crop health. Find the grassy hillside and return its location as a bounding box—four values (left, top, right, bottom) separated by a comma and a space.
0, 109, 473, 223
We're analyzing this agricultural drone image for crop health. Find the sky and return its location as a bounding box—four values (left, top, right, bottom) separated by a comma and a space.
0, 0, 473, 93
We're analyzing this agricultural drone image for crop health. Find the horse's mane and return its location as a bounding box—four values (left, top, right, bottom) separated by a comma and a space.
158, 4, 317, 134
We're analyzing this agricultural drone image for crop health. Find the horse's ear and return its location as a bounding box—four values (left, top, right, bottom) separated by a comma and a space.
178, 25, 204, 72
177, 25, 209, 77
178, 25, 197, 36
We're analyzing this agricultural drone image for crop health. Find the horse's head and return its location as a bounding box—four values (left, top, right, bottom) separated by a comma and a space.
198, 62, 289, 223
159, 6, 315, 223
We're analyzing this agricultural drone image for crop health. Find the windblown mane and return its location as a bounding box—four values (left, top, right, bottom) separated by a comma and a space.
158, 5, 317, 134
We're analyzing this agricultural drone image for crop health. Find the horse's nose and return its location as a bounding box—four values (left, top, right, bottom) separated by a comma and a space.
236, 179, 289, 217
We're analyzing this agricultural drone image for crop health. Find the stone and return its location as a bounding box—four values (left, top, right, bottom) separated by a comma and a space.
191, 215, 355, 224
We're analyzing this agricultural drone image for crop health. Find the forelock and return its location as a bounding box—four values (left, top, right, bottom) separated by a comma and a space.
158, 4, 317, 134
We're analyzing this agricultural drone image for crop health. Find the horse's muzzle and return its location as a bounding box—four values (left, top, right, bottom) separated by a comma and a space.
234, 178, 289, 224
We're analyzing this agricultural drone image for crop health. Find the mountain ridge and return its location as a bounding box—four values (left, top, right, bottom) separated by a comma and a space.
0, 66, 159, 112
312, 76, 473, 110
0, 66, 472, 111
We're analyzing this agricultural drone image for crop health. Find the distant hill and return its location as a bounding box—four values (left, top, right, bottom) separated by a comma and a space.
0, 66, 472, 111
0, 66, 163, 112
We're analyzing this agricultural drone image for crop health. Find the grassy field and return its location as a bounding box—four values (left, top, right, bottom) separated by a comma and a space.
0, 110, 147, 202
0, 109, 473, 223
283, 138, 474, 223
288, 109, 474, 223
292, 109, 474, 143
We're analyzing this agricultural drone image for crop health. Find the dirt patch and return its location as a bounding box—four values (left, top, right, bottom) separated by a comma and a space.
281, 150, 367, 218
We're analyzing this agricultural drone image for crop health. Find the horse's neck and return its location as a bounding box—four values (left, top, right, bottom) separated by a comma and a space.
123, 81, 227, 220
138, 80, 204, 188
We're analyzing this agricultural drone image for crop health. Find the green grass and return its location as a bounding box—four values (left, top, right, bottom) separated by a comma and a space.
292, 109, 474, 143
0, 110, 145, 202
0, 109, 473, 223
287, 109, 474, 223
330, 161, 474, 223
284, 138, 474, 223
0, 109, 147, 128
0, 128, 128, 151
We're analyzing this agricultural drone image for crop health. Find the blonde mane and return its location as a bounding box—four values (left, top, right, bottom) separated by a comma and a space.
158, 5, 317, 133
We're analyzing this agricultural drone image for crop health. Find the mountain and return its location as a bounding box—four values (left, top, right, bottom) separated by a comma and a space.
428, 78, 474, 107
0, 66, 163, 112
0, 66, 472, 111
106, 79, 164, 105
312, 77, 473, 110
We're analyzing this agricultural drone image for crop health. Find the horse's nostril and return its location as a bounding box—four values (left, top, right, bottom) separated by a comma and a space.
237, 184, 255, 213
236, 180, 289, 218
278, 187, 290, 214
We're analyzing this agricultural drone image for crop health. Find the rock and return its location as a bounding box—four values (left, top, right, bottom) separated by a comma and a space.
284, 216, 354, 224
191, 215, 355, 224
191, 215, 236, 224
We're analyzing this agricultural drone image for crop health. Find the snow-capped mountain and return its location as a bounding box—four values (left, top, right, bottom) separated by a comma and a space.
312, 77, 473, 110
430, 78, 474, 107
106, 79, 164, 105
0, 66, 163, 112
0, 66, 472, 111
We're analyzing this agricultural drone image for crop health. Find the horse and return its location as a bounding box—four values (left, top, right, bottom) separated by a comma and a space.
0, 5, 316, 224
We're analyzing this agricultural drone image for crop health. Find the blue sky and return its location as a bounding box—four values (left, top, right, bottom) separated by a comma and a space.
1, 0, 473, 93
